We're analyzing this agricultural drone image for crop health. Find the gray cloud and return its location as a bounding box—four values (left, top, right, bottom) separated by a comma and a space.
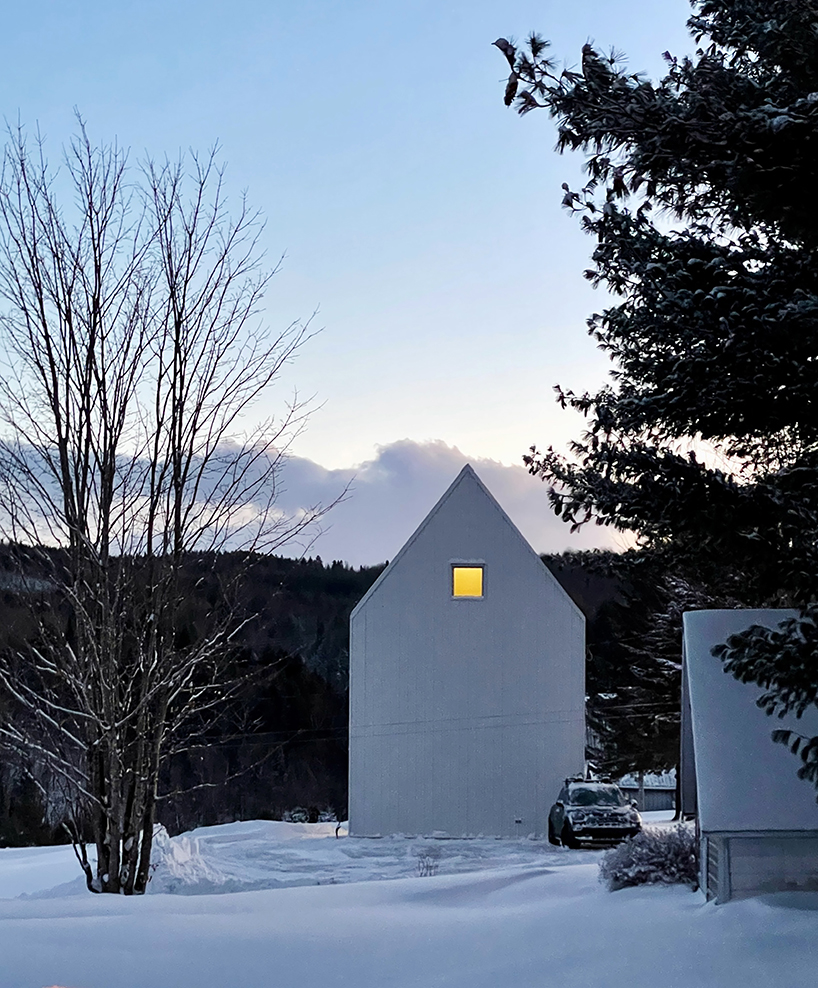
274, 439, 625, 567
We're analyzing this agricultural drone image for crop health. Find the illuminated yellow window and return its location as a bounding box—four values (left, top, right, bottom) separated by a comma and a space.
452, 565, 483, 598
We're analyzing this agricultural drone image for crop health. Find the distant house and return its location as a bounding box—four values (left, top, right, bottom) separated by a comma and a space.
681, 609, 818, 902
348, 464, 585, 838
617, 771, 676, 812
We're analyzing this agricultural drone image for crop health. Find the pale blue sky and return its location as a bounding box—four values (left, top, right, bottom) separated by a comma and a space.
1, 1, 694, 562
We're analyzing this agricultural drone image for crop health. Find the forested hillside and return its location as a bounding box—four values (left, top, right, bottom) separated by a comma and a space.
0, 549, 384, 844
1, 546, 677, 844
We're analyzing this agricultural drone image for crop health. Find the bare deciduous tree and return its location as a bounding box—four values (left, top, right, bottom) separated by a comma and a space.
0, 120, 329, 893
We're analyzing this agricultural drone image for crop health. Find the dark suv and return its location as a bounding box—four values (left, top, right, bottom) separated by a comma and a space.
548, 779, 641, 848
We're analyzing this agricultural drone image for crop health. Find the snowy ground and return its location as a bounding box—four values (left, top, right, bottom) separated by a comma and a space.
0, 812, 816, 988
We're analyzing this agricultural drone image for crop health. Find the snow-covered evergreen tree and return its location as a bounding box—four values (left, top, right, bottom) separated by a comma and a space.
498, 0, 818, 792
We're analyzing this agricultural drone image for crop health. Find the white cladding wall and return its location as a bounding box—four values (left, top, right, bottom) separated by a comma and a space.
349, 466, 585, 837
683, 609, 818, 833
684, 608, 818, 900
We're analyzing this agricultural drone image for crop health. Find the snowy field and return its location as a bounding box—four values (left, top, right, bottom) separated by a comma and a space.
1, 812, 817, 988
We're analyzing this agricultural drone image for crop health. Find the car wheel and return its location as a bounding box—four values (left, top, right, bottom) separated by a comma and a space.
547, 819, 560, 846
561, 823, 580, 850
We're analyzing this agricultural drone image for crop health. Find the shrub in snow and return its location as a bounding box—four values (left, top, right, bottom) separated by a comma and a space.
414, 843, 442, 877
599, 825, 699, 892
283, 807, 310, 823
283, 806, 330, 823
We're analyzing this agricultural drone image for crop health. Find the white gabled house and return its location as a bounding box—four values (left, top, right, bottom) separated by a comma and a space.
681, 609, 818, 902
348, 464, 585, 838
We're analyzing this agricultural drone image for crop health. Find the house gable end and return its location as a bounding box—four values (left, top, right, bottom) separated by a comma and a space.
351, 463, 581, 620
348, 463, 586, 838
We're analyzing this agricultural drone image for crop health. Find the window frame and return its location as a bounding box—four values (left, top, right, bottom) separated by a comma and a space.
450, 560, 486, 600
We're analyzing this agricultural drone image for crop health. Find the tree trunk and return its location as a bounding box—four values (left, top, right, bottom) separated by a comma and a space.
134, 793, 156, 895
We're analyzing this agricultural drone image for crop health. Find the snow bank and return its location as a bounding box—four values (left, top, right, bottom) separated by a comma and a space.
4, 819, 573, 899
1, 861, 817, 988
1, 820, 816, 988
148, 825, 232, 894
147, 819, 566, 894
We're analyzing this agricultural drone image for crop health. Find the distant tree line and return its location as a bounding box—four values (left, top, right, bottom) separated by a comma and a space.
1, 543, 679, 846
0, 549, 384, 847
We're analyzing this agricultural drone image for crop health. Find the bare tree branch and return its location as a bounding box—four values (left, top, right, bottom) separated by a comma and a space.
0, 118, 338, 894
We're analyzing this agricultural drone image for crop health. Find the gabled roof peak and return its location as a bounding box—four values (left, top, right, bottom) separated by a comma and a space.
350, 460, 582, 620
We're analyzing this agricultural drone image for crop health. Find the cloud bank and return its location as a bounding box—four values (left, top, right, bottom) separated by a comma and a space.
274, 439, 625, 567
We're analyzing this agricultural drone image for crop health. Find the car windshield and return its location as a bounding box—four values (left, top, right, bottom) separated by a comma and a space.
569, 785, 628, 807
